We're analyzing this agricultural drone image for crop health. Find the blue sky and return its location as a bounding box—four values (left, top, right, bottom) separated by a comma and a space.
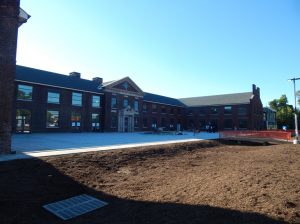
18, 0, 300, 106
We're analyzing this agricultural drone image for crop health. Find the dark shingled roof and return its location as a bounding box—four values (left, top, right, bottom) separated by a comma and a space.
15, 65, 103, 93
179, 92, 253, 107
143, 92, 185, 107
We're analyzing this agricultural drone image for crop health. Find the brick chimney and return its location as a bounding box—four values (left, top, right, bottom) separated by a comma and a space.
252, 84, 260, 97
92, 77, 103, 84
69, 72, 81, 78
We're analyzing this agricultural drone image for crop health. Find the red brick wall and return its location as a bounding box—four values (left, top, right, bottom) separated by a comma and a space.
0, 0, 20, 153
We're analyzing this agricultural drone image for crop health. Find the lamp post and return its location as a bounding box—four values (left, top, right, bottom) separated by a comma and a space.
288, 78, 300, 144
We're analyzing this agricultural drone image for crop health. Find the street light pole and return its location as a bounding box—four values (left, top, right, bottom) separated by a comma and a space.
288, 78, 300, 143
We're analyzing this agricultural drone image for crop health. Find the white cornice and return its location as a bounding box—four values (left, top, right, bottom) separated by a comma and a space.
104, 88, 143, 98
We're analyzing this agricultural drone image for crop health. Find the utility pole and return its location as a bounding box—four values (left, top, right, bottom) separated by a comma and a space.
288, 78, 300, 144
0, 0, 30, 154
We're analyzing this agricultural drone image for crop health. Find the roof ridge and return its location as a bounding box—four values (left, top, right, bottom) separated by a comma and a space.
179, 91, 252, 100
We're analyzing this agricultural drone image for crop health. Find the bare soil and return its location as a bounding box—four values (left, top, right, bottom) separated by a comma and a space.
0, 140, 299, 224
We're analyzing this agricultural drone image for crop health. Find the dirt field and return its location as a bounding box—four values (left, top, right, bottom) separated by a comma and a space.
0, 140, 299, 224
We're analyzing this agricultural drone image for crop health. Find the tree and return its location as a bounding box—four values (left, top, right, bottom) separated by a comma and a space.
269, 95, 295, 129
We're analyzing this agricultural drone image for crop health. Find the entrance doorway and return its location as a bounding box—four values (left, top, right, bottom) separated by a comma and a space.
16, 109, 31, 133
118, 108, 135, 132
124, 117, 129, 132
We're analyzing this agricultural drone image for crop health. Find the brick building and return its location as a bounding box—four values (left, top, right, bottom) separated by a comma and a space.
180, 85, 264, 131
13, 65, 263, 133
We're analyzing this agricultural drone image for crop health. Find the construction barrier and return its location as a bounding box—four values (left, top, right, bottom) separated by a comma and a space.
219, 130, 292, 141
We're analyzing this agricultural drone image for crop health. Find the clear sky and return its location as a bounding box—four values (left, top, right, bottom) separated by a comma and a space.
17, 0, 300, 106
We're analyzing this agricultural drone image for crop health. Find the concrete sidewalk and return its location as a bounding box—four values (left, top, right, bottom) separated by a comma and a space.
0, 132, 219, 161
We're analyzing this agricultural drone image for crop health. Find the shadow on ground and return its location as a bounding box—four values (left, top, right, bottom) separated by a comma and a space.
0, 157, 286, 224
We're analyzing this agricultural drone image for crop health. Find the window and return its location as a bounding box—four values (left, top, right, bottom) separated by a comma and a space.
211, 107, 219, 115
238, 106, 247, 115
134, 100, 139, 112
238, 119, 248, 129
47, 92, 60, 104
111, 97, 117, 109
111, 114, 117, 128
161, 118, 166, 127
71, 111, 81, 127
188, 119, 194, 129
170, 118, 175, 130
170, 108, 174, 114
134, 117, 139, 127
224, 106, 232, 115
152, 117, 157, 128
199, 119, 206, 130
161, 106, 166, 114
72, 92, 82, 106
16, 109, 31, 133
92, 113, 100, 130
211, 119, 219, 131
123, 98, 129, 108
152, 104, 157, 113
17, 84, 33, 100
199, 109, 206, 116
47, 110, 59, 128
188, 110, 193, 116
143, 104, 147, 112
143, 117, 148, 128
92, 95, 100, 108
224, 119, 233, 129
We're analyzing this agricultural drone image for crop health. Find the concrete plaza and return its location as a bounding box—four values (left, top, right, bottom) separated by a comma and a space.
0, 132, 219, 161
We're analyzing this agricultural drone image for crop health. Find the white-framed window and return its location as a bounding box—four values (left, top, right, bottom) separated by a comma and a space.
72, 92, 82, 106
238, 106, 247, 115
17, 84, 33, 101
71, 111, 81, 127
92, 113, 100, 130
134, 116, 139, 127
111, 97, 117, 109
47, 92, 60, 104
224, 106, 232, 115
152, 104, 157, 113
134, 100, 139, 111
111, 114, 117, 128
92, 95, 100, 108
46, 110, 59, 128
123, 98, 129, 108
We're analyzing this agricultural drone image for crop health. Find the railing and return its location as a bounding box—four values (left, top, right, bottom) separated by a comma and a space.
219, 130, 292, 141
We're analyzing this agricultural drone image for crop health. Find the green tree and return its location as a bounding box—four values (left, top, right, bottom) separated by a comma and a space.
296, 90, 300, 106
269, 95, 295, 129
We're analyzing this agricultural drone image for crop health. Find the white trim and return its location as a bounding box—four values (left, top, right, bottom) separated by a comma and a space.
103, 76, 144, 94
104, 88, 143, 97
15, 80, 104, 95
